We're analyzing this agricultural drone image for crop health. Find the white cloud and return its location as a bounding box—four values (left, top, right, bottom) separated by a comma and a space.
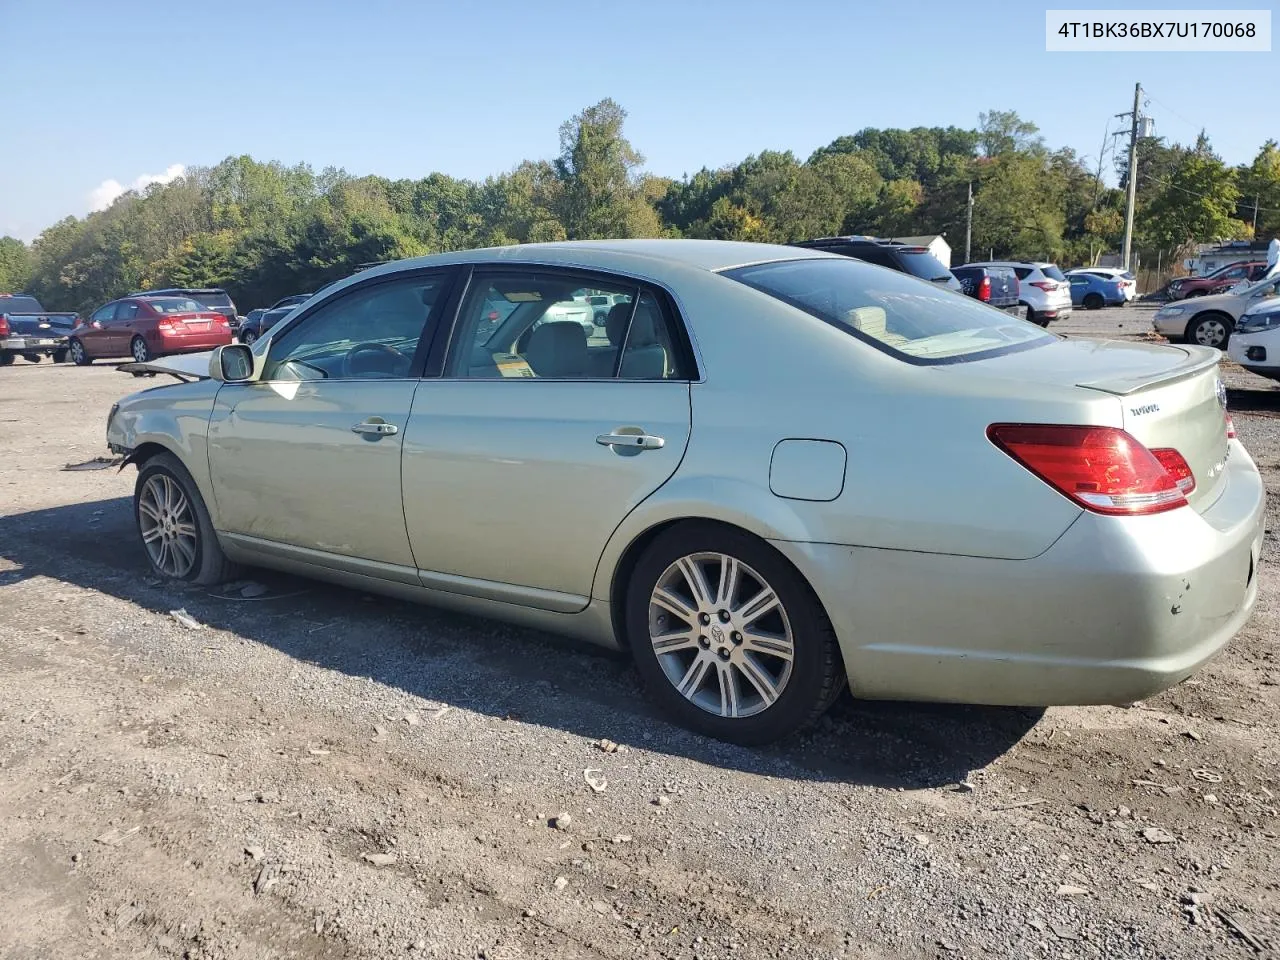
88, 163, 186, 212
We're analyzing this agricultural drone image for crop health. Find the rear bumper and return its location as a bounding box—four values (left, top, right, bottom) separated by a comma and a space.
152, 332, 233, 353
774, 439, 1265, 706
2, 335, 67, 352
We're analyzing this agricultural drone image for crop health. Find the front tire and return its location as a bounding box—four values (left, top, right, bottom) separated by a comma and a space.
134, 452, 237, 585
52, 348, 68, 363
240, 329, 257, 346
131, 336, 152, 363
22, 353, 42, 363
1186, 313, 1232, 349
625, 522, 844, 745
0, 353, 14, 366
69, 339, 92, 365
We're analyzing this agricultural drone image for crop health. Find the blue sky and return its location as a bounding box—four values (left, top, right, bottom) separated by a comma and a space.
2, 0, 1273, 241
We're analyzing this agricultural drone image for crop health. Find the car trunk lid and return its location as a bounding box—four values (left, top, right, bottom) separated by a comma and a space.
960, 338, 1231, 510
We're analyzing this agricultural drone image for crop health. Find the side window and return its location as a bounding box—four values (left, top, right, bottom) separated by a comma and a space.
447, 273, 635, 379
114, 302, 139, 322
446, 273, 692, 381
1224, 267, 1245, 279
90, 303, 116, 324
263, 274, 446, 382
1013, 267, 1032, 280
615, 292, 691, 381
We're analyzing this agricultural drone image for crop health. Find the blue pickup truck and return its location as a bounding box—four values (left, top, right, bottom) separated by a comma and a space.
0, 294, 79, 364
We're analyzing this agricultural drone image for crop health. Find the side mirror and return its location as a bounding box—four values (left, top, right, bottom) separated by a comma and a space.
209, 343, 257, 383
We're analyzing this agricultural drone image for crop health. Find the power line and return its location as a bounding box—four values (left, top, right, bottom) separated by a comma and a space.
1142, 172, 1280, 215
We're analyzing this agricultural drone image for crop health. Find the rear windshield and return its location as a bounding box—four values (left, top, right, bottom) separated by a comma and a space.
899, 249, 954, 282
190, 292, 234, 309
0, 295, 44, 313
1040, 265, 1067, 282
724, 257, 1053, 365
148, 298, 204, 313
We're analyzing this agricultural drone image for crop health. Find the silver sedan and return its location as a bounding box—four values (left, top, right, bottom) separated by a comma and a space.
106, 240, 1265, 744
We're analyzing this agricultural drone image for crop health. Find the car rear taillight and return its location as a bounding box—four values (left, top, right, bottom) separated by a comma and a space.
1226, 415, 1236, 439
987, 423, 1189, 516
977, 276, 991, 302
0, 315, 8, 337
1150, 448, 1196, 495
1030, 281, 1057, 292
157, 318, 189, 334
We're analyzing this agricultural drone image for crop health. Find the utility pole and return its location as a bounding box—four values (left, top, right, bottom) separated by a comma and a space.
964, 181, 973, 263
1121, 82, 1142, 272
1254, 196, 1260, 235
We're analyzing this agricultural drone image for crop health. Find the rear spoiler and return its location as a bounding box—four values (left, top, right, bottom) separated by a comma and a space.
1074, 345, 1219, 396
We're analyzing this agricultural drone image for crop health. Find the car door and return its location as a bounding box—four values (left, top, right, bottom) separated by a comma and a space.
111, 301, 140, 356
80, 302, 117, 357
401, 267, 695, 610
206, 269, 457, 576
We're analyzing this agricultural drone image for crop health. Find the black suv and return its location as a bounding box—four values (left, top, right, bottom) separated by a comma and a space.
792, 236, 964, 293
129, 287, 239, 329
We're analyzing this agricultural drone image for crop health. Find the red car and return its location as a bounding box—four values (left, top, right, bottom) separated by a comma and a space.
1169, 261, 1268, 300
69, 296, 233, 366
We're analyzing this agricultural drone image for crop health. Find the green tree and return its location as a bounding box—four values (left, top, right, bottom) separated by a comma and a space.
1239, 140, 1280, 237
1139, 142, 1246, 248
0, 237, 33, 292
977, 110, 1043, 157
554, 98, 656, 240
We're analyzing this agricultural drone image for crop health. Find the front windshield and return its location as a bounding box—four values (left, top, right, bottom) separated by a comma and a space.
723, 257, 1054, 364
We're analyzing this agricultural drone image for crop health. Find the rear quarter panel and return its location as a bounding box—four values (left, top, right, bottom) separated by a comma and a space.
594, 270, 1101, 604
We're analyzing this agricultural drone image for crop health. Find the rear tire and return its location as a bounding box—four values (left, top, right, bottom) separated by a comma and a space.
131, 336, 152, 363
69, 339, 92, 365
1083, 293, 1104, 311
134, 452, 238, 586
625, 522, 844, 745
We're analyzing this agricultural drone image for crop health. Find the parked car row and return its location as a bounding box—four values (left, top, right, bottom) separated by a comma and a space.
1167, 261, 1269, 301
1154, 271, 1280, 350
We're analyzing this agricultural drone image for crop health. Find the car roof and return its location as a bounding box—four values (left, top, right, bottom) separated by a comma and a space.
340, 240, 837, 288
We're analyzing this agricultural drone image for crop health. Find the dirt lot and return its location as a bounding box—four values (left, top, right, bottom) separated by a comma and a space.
1, 305, 1278, 960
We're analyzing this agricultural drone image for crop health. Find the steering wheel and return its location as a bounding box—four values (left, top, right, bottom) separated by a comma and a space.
343, 342, 408, 379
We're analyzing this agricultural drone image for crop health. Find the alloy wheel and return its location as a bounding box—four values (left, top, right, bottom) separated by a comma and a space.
132, 338, 150, 362
648, 552, 794, 718
137, 473, 199, 578
70, 340, 85, 364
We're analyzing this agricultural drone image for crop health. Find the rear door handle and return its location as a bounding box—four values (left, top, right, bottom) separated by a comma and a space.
596, 432, 664, 450
351, 420, 398, 437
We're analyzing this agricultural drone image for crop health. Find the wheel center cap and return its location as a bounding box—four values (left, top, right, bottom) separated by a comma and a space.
710, 624, 725, 644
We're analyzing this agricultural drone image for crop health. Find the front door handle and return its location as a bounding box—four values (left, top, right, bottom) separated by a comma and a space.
351, 420, 398, 437
596, 432, 664, 450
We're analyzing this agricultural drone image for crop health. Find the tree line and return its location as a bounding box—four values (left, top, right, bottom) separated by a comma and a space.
1, 99, 1276, 314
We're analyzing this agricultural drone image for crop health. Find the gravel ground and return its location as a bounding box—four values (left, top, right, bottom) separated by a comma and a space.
1, 305, 1278, 960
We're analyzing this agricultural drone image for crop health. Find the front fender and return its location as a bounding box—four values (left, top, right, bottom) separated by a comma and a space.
107, 380, 222, 525
590, 474, 821, 602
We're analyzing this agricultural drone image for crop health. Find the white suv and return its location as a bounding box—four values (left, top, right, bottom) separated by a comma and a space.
966, 261, 1073, 326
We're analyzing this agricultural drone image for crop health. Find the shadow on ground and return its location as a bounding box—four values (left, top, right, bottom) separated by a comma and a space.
0, 496, 1040, 790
